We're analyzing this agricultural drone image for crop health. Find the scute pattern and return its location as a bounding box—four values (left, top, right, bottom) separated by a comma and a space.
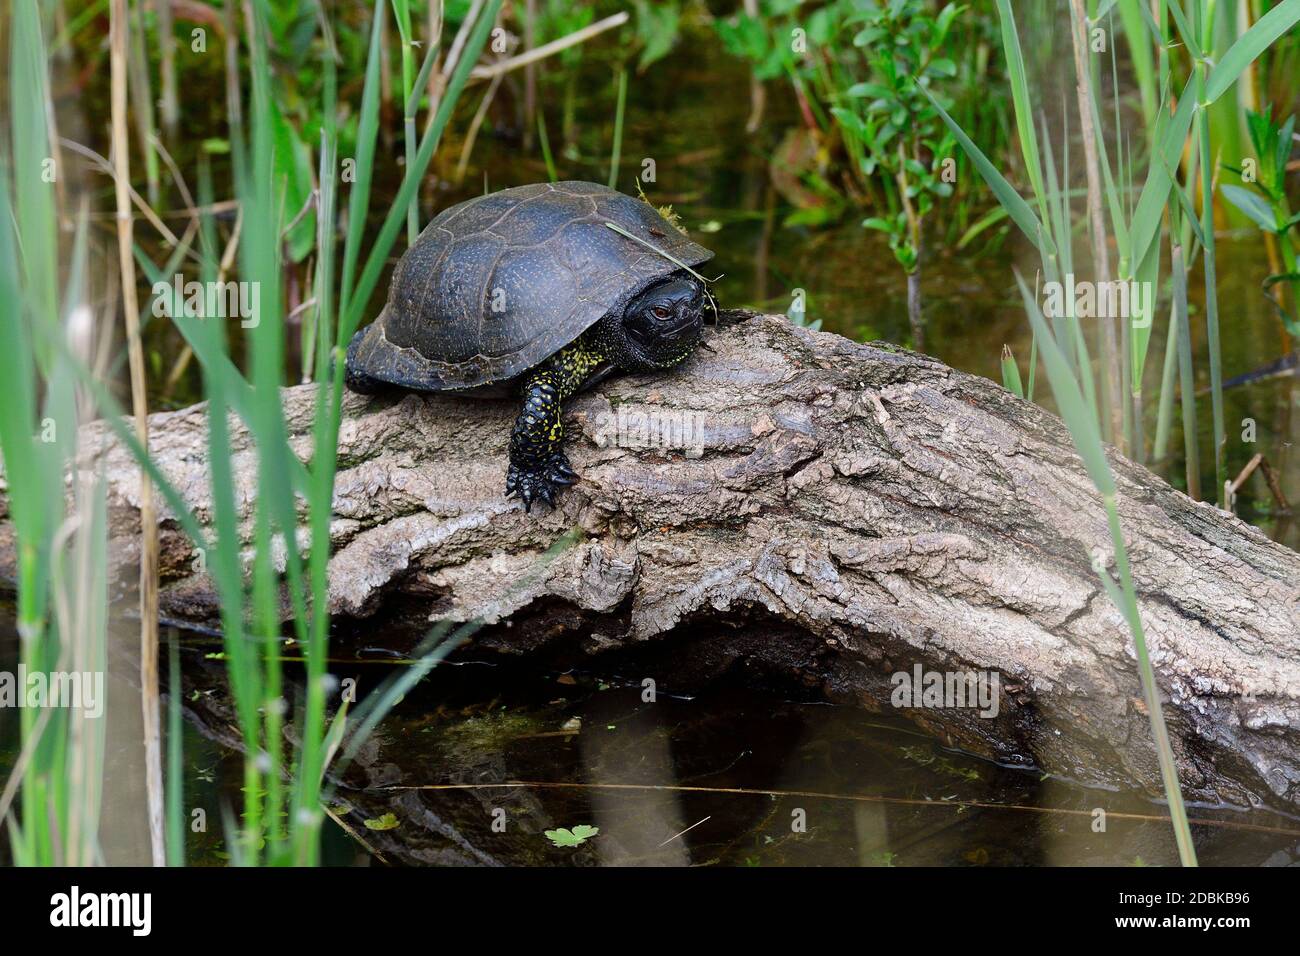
347, 181, 714, 391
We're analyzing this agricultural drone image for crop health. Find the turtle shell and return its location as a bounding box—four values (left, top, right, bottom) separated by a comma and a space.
346, 181, 714, 391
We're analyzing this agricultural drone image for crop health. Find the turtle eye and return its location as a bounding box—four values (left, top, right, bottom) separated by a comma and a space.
652, 306, 671, 320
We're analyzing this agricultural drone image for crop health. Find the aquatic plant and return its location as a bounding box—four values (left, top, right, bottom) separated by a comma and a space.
0, 0, 110, 866
0, 0, 503, 866
1221, 107, 1300, 339
836, 0, 961, 348
545, 824, 600, 847
713, 0, 1012, 348
930, 0, 1300, 866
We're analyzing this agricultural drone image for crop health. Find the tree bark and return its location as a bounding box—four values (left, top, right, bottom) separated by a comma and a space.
10, 314, 1300, 811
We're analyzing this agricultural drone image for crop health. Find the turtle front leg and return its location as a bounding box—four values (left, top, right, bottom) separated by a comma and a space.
505, 341, 605, 512
506, 370, 579, 512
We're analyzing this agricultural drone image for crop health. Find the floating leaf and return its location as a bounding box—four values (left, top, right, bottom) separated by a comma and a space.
545, 824, 600, 848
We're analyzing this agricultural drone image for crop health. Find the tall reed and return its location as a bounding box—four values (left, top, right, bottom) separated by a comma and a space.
0, 1, 110, 866
2, 0, 504, 866
110, 0, 165, 868
928, 0, 1300, 867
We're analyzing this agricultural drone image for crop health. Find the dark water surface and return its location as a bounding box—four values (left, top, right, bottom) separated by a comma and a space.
8, 613, 1298, 868
312, 655, 1300, 867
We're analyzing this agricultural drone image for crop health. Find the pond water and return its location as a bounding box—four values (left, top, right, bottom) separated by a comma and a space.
6, 615, 1300, 867
27, 19, 1300, 865
303, 654, 1300, 867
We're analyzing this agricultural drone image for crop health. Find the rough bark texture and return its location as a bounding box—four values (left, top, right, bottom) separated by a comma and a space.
12, 314, 1300, 811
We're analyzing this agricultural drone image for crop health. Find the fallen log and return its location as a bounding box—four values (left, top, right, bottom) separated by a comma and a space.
11, 313, 1300, 811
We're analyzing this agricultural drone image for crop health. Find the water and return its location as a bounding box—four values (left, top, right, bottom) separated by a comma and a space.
22, 18, 1300, 865
140, 627, 1300, 867
5, 616, 1298, 866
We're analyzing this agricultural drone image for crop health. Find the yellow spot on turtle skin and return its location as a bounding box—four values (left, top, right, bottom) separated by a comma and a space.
508, 338, 610, 478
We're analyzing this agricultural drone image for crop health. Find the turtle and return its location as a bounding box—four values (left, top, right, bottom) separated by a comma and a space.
345, 180, 715, 512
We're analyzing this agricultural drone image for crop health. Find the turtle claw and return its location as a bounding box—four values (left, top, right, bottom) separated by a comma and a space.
505, 452, 579, 514
551, 460, 579, 482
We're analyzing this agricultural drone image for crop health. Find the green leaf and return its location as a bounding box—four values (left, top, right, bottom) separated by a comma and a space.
1262, 271, 1300, 290
846, 81, 893, 99
1013, 270, 1115, 496
1129, 235, 1161, 391
267, 95, 316, 264
1000, 345, 1024, 398
1220, 184, 1279, 232
994, 0, 1048, 227
364, 813, 400, 831
1130, 77, 1197, 270
956, 205, 1008, 249
934, 2, 962, 44
830, 106, 866, 139
545, 824, 600, 847
1206, 0, 1300, 104
783, 206, 835, 228
920, 85, 1055, 259
634, 0, 680, 72
1163, 0, 1202, 62
853, 26, 887, 47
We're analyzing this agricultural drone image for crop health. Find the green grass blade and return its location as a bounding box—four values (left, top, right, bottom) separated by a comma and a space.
1016, 268, 1197, 866
1000, 345, 1024, 398
1013, 270, 1113, 494
922, 87, 1055, 260
1206, 0, 1300, 103
342, 0, 505, 342
1130, 77, 1197, 271
607, 66, 628, 190
339, 0, 388, 317
994, 0, 1049, 226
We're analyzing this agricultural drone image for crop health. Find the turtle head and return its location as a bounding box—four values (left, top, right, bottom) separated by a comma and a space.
603, 275, 706, 371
